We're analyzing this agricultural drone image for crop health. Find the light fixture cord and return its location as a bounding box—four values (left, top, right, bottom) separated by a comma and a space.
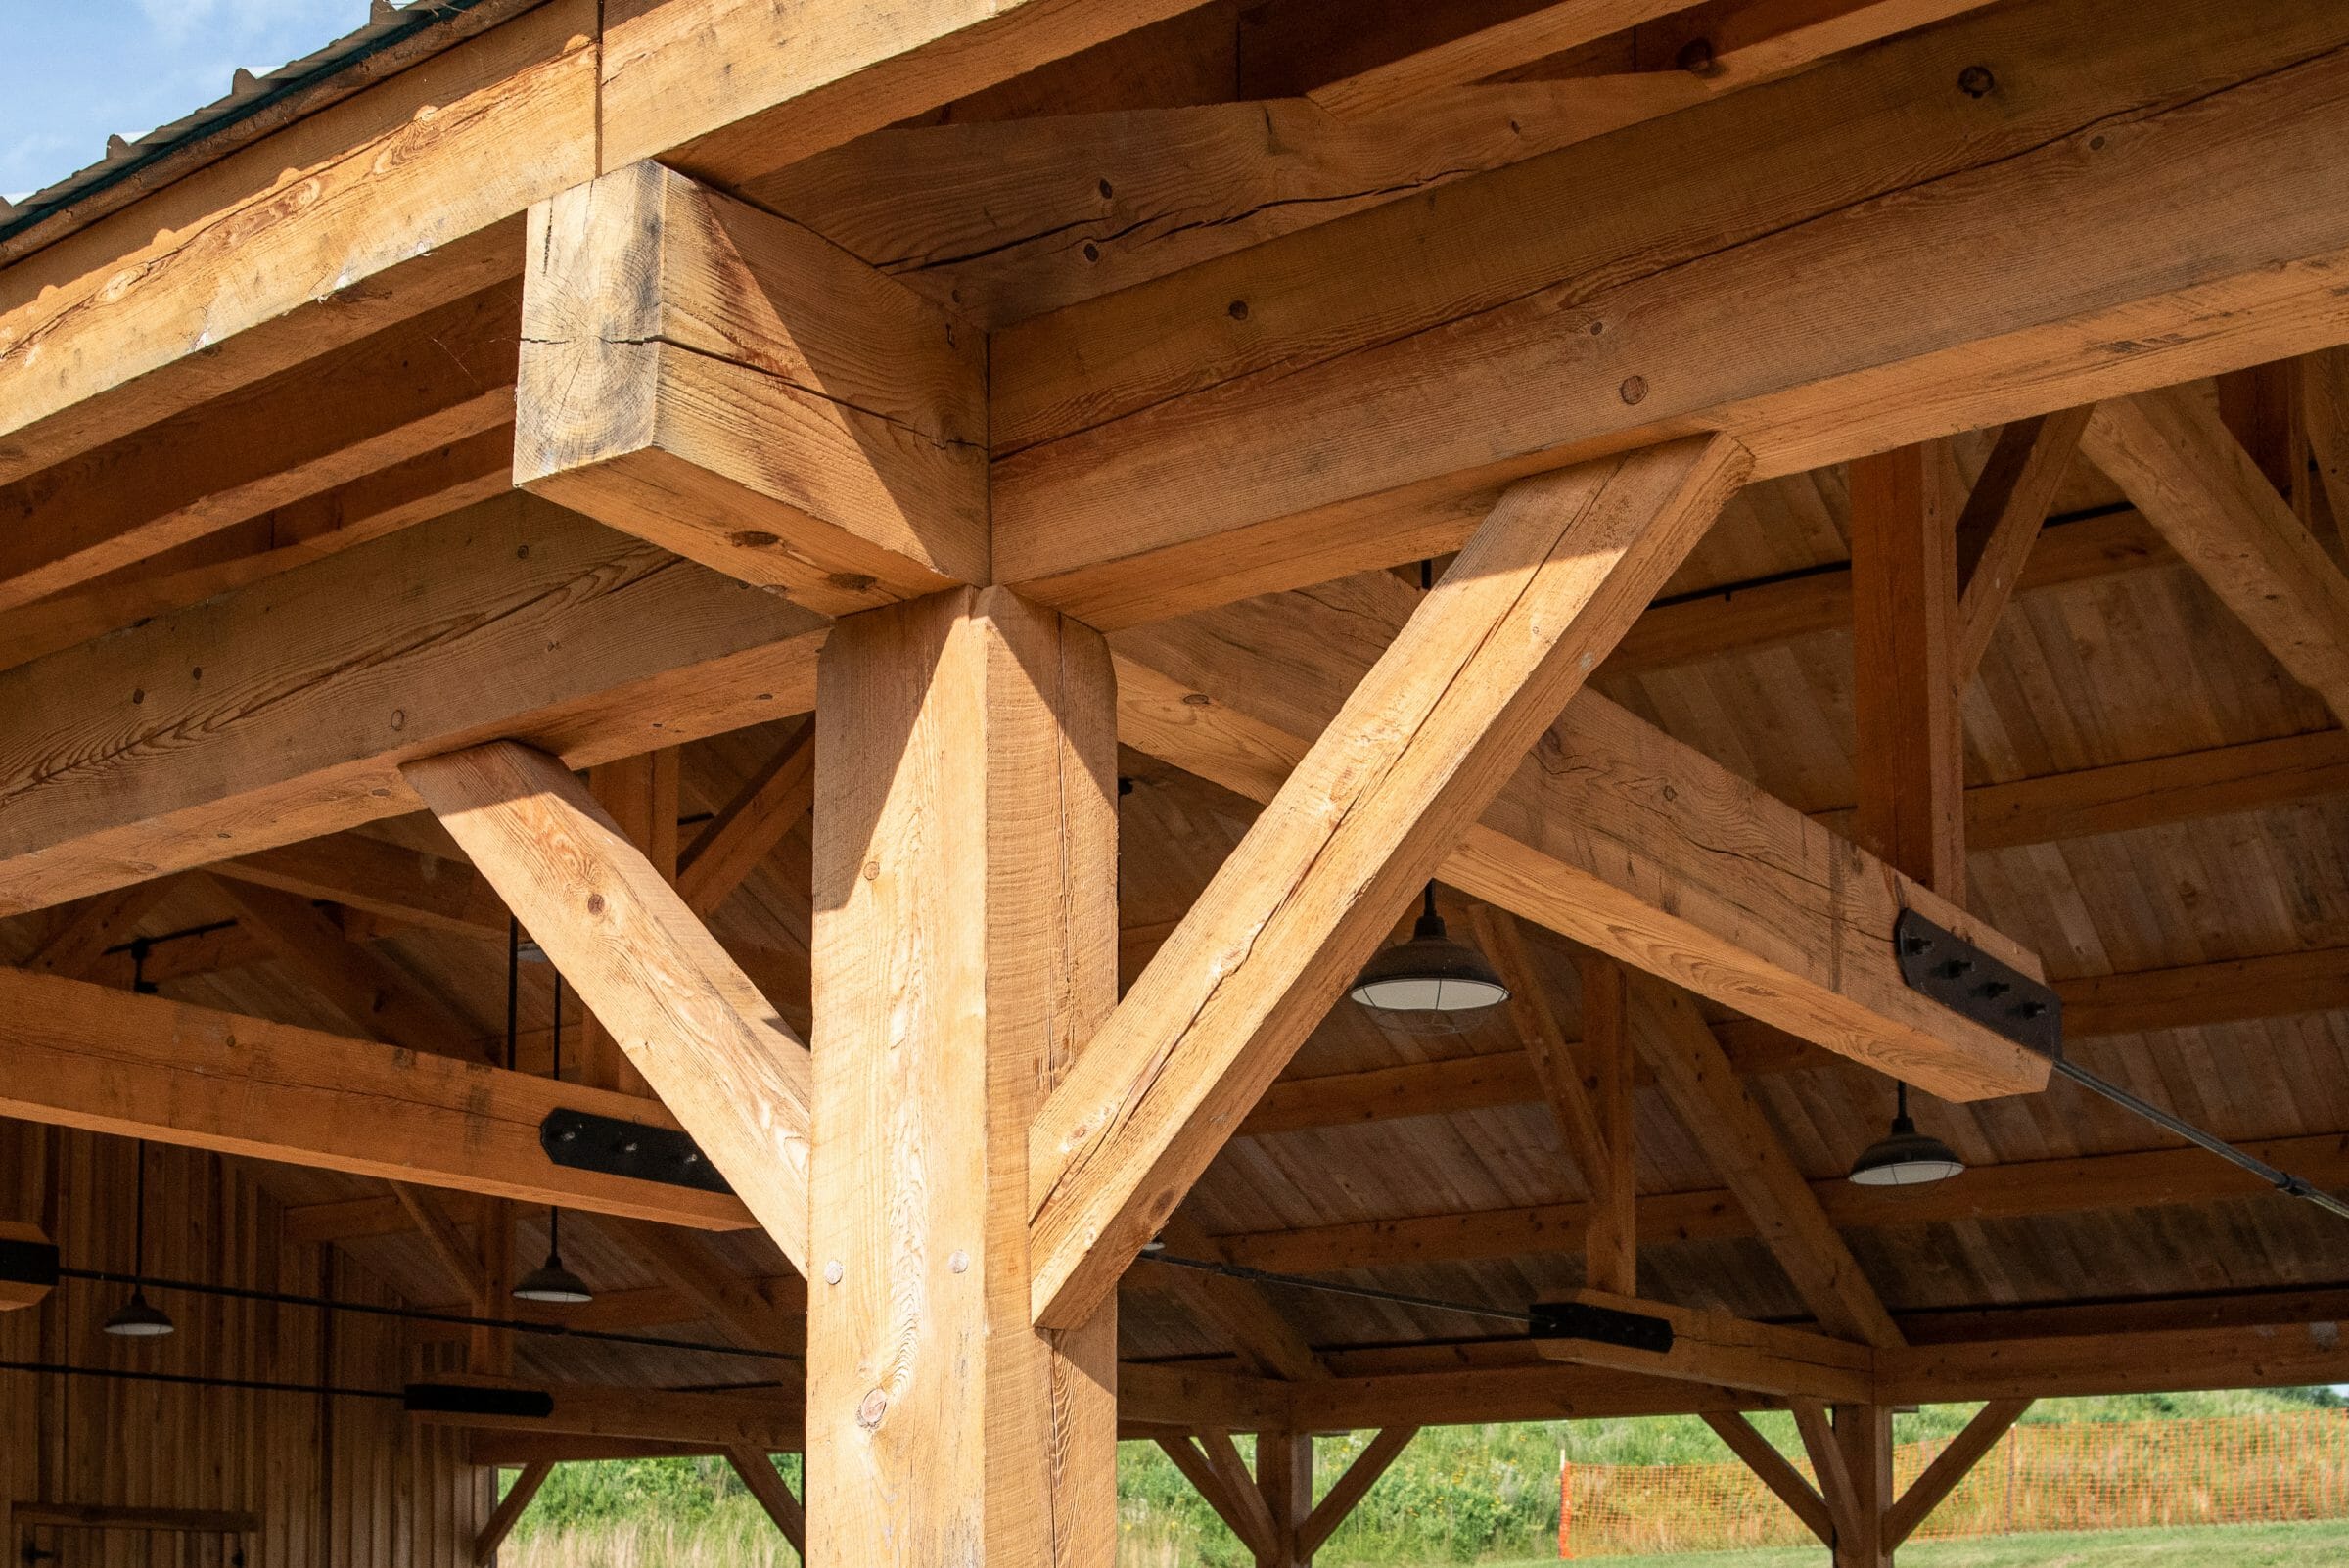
505, 917, 520, 1072
1420, 558, 1434, 592
547, 969, 563, 1256
1423, 882, 1439, 924
1896, 1080, 1910, 1123
131, 1141, 147, 1278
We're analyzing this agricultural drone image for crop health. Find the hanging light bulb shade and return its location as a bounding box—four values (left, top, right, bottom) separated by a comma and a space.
1348, 884, 1509, 1024
1848, 1082, 1965, 1187
512, 1250, 594, 1305
103, 1138, 174, 1337
102, 1288, 176, 1338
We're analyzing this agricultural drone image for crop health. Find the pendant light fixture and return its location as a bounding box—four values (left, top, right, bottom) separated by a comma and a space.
1344, 556, 1510, 1029
1848, 1082, 1966, 1187
1348, 881, 1511, 1023
513, 936, 593, 1305
102, 1138, 175, 1338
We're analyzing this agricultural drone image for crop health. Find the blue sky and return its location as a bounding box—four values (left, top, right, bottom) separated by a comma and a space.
1, 0, 361, 202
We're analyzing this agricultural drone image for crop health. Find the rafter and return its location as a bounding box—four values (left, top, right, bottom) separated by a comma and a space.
1153, 1217, 1328, 1382
2083, 384, 2349, 723
200, 873, 487, 1063
0, 426, 515, 675
1467, 906, 1637, 1293
1032, 437, 1752, 1329
0, 286, 515, 615
1307, 0, 1699, 118
1221, 1127, 2349, 1275
1630, 977, 1903, 1349
676, 721, 815, 918
1951, 407, 2092, 680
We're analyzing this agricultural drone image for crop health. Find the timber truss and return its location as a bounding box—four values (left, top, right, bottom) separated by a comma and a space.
7, 0, 2349, 1564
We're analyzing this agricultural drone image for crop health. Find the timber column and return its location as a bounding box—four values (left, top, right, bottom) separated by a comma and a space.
809, 587, 1121, 1563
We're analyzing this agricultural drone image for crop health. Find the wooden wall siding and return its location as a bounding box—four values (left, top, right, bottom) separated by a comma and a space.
0, 1125, 485, 1568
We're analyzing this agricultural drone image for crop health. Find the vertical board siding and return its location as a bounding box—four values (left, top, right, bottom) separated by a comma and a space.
0, 1124, 484, 1566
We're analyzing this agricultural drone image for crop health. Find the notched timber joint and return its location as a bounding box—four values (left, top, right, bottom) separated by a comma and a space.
1894, 909, 2062, 1058
541, 1109, 735, 1195
1529, 1299, 1675, 1355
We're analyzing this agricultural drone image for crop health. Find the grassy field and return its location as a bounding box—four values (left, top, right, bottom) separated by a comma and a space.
1478, 1518, 2349, 1567
505, 1388, 2349, 1567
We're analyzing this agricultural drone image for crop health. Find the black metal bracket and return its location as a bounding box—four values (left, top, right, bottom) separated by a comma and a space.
404, 1382, 556, 1420
0, 1237, 59, 1292
1528, 1300, 1676, 1356
1894, 908, 2063, 1058
540, 1109, 735, 1194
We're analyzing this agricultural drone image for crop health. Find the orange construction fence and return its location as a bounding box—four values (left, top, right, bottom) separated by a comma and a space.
1558, 1410, 2349, 1558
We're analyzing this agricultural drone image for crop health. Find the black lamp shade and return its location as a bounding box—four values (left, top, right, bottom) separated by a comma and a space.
1349, 906, 1509, 1018
1848, 1114, 1965, 1187
102, 1288, 176, 1338
512, 1253, 593, 1305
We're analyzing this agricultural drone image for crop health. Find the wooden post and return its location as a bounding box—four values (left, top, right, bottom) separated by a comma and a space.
1832, 1405, 1895, 1568
1256, 1431, 1313, 1567
1851, 441, 1965, 901
807, 586, 1120, 1564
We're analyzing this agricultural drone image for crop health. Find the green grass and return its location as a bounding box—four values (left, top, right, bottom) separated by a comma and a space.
507, 1388, 2349, 1567
1469, 1517, 2349, 1568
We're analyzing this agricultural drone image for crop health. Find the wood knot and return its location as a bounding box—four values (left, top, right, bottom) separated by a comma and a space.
728, 530, 781, 549
1619, 376, 1649, 405
586, 893, 606, 915
857, 1389, 889, 1429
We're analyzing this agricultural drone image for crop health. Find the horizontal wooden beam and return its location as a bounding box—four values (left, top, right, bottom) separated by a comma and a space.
1111, 570, 2050, 1103
1878, 1321, 2349, 1402
0, 493, 827, 916
412, 1381, 799, 1452
0, 966, 752, 1229
758, 3, 2000, 328
518, 161, 987, 616
1148, 1291, 2349, 1430
992, 0, 2349, 625
1219, 1131, 2349, 1274
1534, 1288, 1875, 1402
1241, 937, 2349, 1141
